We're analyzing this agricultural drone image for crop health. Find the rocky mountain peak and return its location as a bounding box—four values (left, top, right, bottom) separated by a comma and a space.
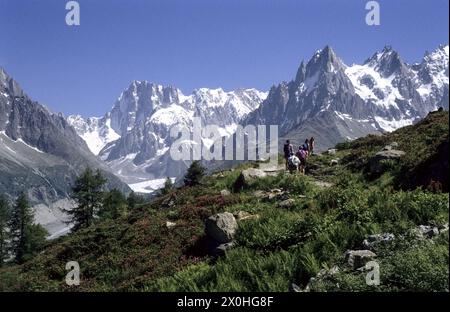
0, 67, 25, 98
303, 45, 346, 80
364, 45, 408, 77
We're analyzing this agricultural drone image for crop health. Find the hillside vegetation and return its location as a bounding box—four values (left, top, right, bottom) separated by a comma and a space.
0, 111, 448, 292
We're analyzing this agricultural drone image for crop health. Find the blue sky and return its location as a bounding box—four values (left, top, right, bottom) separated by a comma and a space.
0, 0, 448, 117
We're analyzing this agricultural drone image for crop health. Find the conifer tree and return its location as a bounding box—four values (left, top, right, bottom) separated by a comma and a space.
184, 161, 206, 186
160, 177, 173, 195
100, 189, 127, 219
9, 193, 47, 263
68, 168, 107, 231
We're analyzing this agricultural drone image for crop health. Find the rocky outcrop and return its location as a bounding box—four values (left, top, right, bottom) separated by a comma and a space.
205, 212, 238, 244
345, 250, 377, 269
363, 233, 395, 250
369, 145, 406, 174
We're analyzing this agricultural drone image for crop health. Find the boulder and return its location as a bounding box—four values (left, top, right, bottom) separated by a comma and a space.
220, 189, 231, 196
345, 250, 376, 269
370, 149, 405, 174
205, 212, 238, 243
363, 233, 395, 249
278, 198, 296, 209
327, 149, 337, 155
415, 225, 440, 238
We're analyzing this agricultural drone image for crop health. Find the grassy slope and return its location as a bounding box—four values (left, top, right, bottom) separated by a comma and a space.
0, 112, 448, 292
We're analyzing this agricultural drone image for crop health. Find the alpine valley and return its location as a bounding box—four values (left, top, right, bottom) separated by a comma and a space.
0, 44, 448, 237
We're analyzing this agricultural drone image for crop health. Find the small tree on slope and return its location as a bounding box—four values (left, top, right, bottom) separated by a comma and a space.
68, 168, 107, 231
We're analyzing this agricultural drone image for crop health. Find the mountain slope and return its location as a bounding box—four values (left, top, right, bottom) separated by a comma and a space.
1, 111, 448, 292
0, 68, 130, 235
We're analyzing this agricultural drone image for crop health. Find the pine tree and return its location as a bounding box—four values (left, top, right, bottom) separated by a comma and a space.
160, 177, 173, 195
100, 189, 127, 219
68, 168, 107, 231
0, 195, 10, 267
184, 161, 206, 186
9, 193, 47, 263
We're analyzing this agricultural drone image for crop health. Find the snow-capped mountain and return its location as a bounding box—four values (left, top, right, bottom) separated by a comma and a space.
69, 44, 448, 190
66, 115, 120, 155
0, 67, 130, 236
68, 83, 267, 189
244, 44, 449, 150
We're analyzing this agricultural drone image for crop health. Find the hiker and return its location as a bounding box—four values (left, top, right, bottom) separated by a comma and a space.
309, 137, 315, 154
302, 139, 310, 152
297, 146, 308, 174
287, 153, 300, 173
283, 140, 293, 170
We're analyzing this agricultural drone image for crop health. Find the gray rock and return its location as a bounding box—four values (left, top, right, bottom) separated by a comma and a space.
268, 189, 285, 200
327, 149, 337, 155
375, 149, 406, 159
345, 250, 377, 269
278, 198, 296, 208
370, 149, 406, 174
363, 233, 395, 249
418, 225, 440, 238
330, 158, 339, 166
220, 189, 231, 196
317, 265, 340, 278
439, 223, 449, 233
166, 221, 176, 229
205, 212, 238, 243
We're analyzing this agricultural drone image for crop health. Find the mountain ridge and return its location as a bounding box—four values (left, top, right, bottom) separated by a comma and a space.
67, 44, 449, 187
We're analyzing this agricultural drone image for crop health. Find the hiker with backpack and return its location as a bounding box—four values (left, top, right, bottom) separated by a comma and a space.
302, 139, 310, 152
297, 145, 308, 174
283, 140, 294, 170
287, 153, 301, 173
